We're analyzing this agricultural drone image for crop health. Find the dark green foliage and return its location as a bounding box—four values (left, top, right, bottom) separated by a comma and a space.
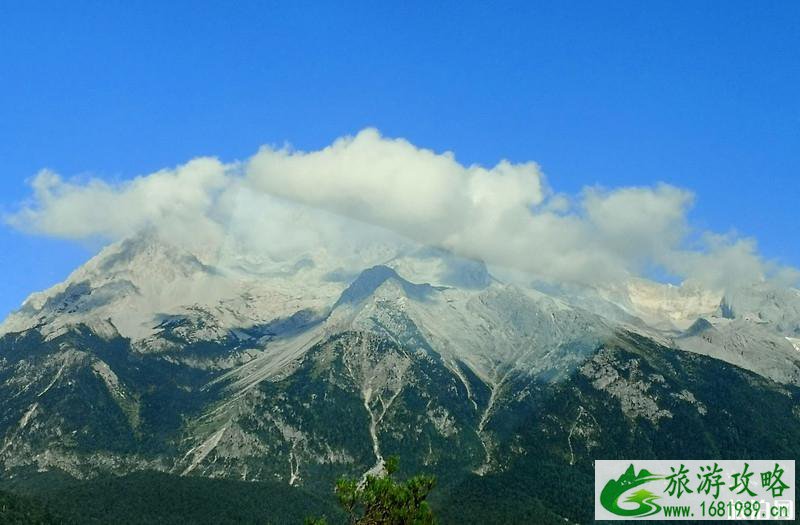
432, 332, 800, 524
0, 325, 219, 459
3, 323, 800, 524
331, 456, 436, 525
3, 471, 342, 525
431, 457, 595, 524
0, 490, 63, 524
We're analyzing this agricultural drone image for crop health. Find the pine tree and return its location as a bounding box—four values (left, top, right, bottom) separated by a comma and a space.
307, 456, 436, 525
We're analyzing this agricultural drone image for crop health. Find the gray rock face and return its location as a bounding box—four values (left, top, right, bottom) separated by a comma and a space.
580, 351, 674, 424
719, 283, 800, 335
676, 318, 800, 386
1, 232, 799, 505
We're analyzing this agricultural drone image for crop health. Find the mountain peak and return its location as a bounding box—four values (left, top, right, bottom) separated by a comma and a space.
76, 229, 215, 283
333, 265, 437, 308
719, 283, 800, 335
683, 317, 715, 337
0, 231, 226, 340
387, 247, 491, 290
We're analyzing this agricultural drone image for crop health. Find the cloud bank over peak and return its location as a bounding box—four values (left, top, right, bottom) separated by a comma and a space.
246, 129, 546, 249
8, 158, 228, 246
6, 128, 796, 290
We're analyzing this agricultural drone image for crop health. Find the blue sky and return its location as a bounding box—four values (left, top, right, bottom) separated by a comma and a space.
1, 1, 798, 317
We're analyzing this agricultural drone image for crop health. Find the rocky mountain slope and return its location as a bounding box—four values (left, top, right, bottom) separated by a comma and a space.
1, 232, 799, 522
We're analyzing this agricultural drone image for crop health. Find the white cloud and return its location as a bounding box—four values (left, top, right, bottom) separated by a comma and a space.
8, 158, 228, 246
583, 184, 692, 265
5, 128, 796, 290
245, 129, 546, 246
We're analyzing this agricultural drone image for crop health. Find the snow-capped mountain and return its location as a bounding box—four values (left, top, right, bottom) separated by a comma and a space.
719, 282, 800, 335
4, 231, 783, 379
0, 230, 350, 343
1, 231, 799, 522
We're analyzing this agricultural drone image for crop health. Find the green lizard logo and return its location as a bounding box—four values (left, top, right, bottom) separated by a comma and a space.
600, 464, 664, 517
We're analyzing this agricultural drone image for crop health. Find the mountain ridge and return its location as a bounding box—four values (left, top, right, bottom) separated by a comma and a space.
1, 231, 799, 522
